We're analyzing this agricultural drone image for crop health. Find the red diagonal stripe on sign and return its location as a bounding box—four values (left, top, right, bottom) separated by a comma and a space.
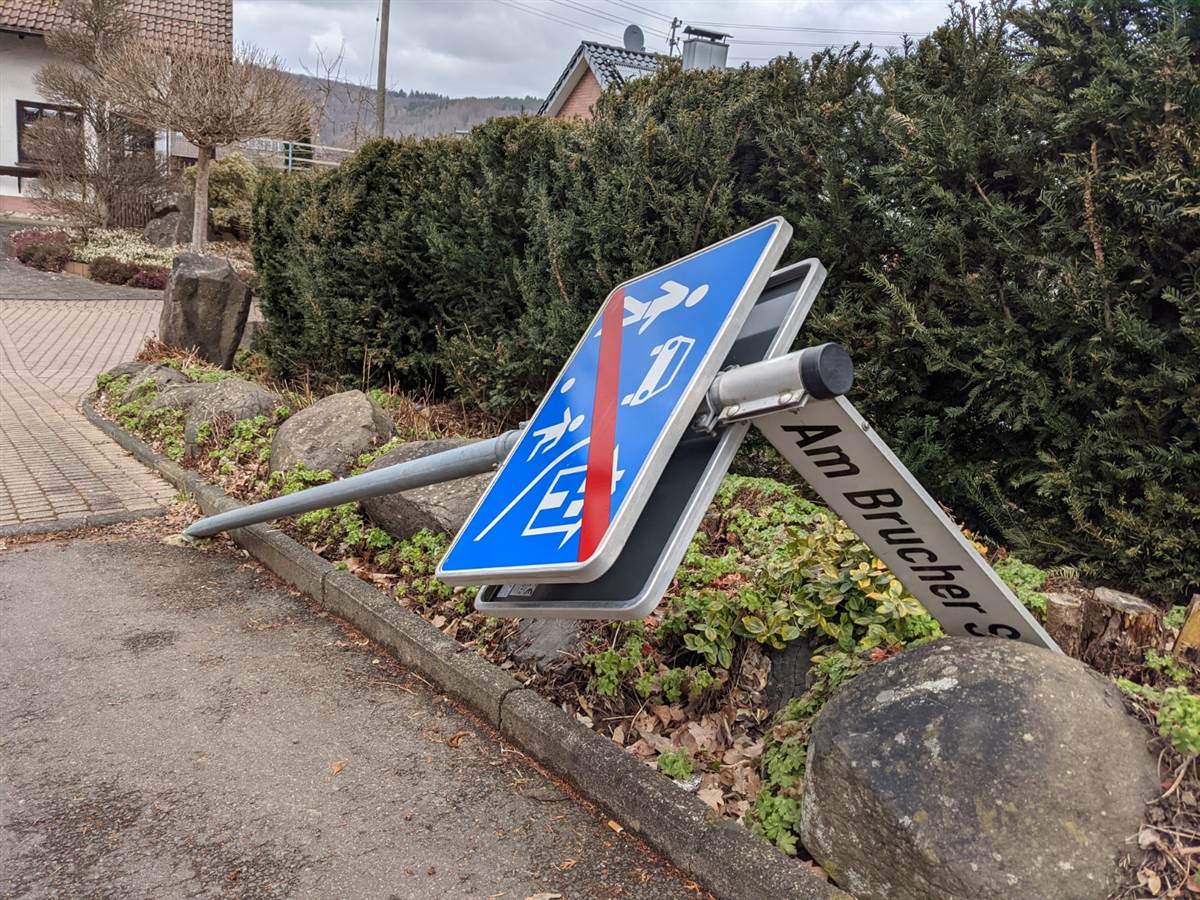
578, 287, 624, 561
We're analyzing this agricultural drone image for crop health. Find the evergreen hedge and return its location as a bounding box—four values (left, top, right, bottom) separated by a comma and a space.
250, 0, 1199, 599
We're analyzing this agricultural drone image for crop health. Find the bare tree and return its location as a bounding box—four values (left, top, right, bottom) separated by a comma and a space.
100, 42, 312, 251
26, 0, 167, 227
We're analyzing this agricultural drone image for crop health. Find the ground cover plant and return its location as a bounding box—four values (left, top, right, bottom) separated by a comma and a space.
250, 0, 1199, 604
93, 346, 1200, 892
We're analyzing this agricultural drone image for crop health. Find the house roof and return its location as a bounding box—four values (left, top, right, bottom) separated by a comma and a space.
538, 41, 662, 116
0, 0, 232, 54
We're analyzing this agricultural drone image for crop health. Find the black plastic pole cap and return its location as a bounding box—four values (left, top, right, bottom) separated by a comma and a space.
798, 342, 854, 400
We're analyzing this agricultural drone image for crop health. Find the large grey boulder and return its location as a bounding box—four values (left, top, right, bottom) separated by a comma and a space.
147, 382, 215, 414
801, 638, 1157, 900
120, 364, 190, 402
159, 253, 250, 369
101, 361, 150, 383
142, 210, 181, 248
360, 438, 493, 541
269, 390, 393, 477
182, 378, 280, 455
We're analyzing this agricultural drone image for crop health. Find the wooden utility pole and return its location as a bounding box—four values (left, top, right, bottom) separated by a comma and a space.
376, 0, 390, 138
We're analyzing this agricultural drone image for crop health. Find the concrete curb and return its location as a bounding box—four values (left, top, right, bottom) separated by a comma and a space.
82, 397, 849, 900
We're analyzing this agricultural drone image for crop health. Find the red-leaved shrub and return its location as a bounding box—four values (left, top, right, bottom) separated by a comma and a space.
127, 267, 169, 289
89, 255, 140, 285
12, 230, 73, 272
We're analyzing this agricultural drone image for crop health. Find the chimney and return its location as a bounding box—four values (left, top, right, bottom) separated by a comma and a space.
681, 26, 730, 71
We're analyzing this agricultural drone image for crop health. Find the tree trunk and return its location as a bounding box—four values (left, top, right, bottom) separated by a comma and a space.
191, 145, 213, 252
1079, 587, 1162, 675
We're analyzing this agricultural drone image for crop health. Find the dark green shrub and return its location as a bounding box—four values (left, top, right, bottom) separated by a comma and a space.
249, 0, 1200, 599
89, 255, 139, 284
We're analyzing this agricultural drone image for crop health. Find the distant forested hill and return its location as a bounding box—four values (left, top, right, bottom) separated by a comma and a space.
292, 72, 540, 146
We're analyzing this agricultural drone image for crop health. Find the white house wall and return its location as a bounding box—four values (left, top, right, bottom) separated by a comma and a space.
0, 30, 52, 207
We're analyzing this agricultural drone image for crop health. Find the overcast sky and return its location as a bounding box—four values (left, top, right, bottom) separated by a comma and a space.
233, 0, 958, 99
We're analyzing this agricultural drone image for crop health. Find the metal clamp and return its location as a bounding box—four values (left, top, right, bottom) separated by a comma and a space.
696, 342, 854, 431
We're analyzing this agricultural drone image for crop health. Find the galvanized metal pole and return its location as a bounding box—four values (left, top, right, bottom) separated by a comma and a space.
184, 429, 521, 539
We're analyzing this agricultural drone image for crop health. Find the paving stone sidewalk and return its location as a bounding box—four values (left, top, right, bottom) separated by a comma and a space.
0, 299, 174, 532
0, 218, 167, 533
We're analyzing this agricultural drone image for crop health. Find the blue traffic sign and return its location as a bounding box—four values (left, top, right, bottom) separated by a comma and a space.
438, 218, 791, 584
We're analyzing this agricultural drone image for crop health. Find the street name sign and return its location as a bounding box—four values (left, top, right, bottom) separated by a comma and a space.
438, 218, 791, 585
755, 397, 1058, 649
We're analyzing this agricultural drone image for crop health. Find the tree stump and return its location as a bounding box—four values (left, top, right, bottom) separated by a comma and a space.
1079, 587, 1162, 675
1045, 592, 1085, 658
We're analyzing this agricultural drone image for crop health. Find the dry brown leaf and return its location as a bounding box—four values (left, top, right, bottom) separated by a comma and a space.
611, 724, 626, 746
626, 739, 658, 759
1138, 867, 1163, 895
447, 730, 471, 748
330, 760, 346, 775
558, 858, 577, 871
697, 787, 724, 813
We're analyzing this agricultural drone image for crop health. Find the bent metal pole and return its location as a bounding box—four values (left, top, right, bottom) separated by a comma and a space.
183, 429, 523, 539
182, 346, 846, 540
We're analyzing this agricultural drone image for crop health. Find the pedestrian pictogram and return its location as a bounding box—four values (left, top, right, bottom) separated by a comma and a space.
437, 218, 791, 584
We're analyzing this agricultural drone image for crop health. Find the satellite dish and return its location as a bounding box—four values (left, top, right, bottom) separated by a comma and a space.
623, 24, 645, 52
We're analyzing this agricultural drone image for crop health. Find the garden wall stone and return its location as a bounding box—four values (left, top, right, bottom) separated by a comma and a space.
800, 637, 1157, 900
159, 253, 250, 369
360, 438, 492, 541
269, 390, 393, 478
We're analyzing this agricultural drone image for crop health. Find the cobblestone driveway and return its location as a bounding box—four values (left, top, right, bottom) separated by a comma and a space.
0, 276, 174, 533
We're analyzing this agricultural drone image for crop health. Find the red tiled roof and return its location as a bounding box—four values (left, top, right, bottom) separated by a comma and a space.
0, 0, 232, 54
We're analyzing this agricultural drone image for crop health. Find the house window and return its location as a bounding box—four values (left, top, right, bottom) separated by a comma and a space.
16, 100, 82, 163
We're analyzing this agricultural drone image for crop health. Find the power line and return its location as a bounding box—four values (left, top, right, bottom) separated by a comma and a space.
549, 0, 669, 38
690, 20, 923, 38
496, 0, 624, 43
603, 0, 675, 26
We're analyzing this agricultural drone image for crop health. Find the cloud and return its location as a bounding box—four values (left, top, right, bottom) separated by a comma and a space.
233, 0, 958, 99
308, 22, 360, 67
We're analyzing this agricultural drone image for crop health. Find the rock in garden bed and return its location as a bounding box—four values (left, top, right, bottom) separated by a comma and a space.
121, 364, 190, 402
360, 438, 492, 540
800, 637, 1158, 900
183, 378, 281, 456
159, 253, 251, 369
270, 390, 393, 478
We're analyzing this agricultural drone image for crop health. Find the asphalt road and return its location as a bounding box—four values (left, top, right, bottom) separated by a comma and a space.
0, 524, 698, 899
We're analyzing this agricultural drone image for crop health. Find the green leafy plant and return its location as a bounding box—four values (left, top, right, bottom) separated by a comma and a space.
993, 558, 1049, 617
393, 529, 454, 606
1120, 680, 1200, 757
1144, 649, 1193, 686
584, 631, 648, 697
99, 374, 186, 460
656, 747, 694, 781
749, 649, 870, 854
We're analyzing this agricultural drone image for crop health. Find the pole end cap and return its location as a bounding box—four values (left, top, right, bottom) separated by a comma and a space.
799, 343, 854, 400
